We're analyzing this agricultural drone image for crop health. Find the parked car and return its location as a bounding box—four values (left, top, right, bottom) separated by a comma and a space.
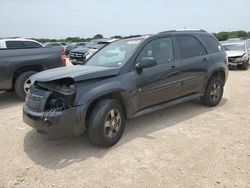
23, 29, 228, 147
65, 42, 86, 56
226, 38, 248, 42
0, 38, 44, 49
44, 42, 64, 48
221, 40, 250, 70
69, 39, 116, 65
0, 38, 66, 100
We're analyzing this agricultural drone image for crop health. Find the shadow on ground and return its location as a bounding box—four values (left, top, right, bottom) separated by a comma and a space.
0, 91, 22, 109
23, 98, 227, 169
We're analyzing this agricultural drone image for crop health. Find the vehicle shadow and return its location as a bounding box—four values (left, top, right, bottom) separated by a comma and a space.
0, 91, 22, 109
23, 98, 227, 169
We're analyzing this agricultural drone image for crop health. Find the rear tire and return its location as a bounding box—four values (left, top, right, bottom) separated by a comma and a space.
88, 99, 125, 147
201, 77, 224, 107
14, 71, 37, 100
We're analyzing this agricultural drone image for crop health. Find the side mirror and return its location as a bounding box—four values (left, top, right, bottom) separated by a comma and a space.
135, 57, 157, 72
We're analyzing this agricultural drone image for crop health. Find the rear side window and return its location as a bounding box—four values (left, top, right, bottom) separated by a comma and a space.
6, 41, 24, 49
200, 35, 222, 53
137, 37, 174, 64
175, 36, 204, 58
23, 41, 43, 48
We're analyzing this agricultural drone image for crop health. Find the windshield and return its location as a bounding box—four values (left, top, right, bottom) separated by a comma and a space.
85, 41, 98, 48
222, 43, 245, 52
92, 43, 108, 49
85, 39, 142, 67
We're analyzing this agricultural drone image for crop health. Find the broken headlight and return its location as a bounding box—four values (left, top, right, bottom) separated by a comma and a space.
35, 78, 77, 111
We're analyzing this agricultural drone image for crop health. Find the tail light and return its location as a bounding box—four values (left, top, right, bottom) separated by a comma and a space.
61, 50, 66, 65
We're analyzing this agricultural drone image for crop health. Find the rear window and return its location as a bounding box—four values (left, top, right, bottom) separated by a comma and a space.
200, 35, 222, 53
23, 41, 43, 48
175, 36, 205, 58
6, 41, 24, 49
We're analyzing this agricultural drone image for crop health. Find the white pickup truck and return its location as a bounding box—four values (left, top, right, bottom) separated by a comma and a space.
0, 38, 44, 49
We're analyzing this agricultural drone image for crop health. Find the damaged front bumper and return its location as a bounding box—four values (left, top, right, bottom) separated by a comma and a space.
23, 104, 87, 138
228, 57, 248, 67
23, 81, 87, 138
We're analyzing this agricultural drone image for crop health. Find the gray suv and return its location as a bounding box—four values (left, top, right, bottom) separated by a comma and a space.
23, 29, 228, 147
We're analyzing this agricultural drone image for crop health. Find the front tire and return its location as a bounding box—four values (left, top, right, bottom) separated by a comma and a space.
88, 99, 125, 147
201, 77, 224, 107
14, 71, 37, 100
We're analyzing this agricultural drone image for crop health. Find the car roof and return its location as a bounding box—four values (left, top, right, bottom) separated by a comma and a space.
117, 29, 209, 43
0, 38, 39, 42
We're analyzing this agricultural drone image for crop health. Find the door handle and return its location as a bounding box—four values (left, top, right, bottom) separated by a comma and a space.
202, 57, 207, 62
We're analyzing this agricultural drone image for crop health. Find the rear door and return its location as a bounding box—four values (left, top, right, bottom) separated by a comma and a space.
173, 35, 208, 96
135, 37, 181, 110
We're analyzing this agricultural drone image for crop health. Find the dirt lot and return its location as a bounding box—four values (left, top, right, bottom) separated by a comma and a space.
0, 68, 250, 188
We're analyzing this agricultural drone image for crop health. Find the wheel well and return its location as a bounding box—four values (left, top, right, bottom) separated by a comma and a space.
12, 65, 43, 86
210, 70, 226, 85
85, 92, 127, 128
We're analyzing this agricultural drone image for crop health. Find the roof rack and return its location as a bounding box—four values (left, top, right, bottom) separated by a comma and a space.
158, 29, 207, 34
122, 35, 142, 39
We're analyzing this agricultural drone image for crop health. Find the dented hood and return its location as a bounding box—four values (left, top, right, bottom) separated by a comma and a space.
31, 65, 120, 82
225, 50, 245, 58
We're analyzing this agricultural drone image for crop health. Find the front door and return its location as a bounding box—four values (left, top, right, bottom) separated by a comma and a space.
135, 37, 181, 110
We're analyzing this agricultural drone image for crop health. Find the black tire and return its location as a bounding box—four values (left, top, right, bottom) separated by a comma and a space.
239, 60, 249, 70
14, 71, 37, 100
88, 99, 125, 147
201, 77, 224, 107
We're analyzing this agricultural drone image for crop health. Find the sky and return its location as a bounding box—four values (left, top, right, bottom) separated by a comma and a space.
0, 0, 250, 39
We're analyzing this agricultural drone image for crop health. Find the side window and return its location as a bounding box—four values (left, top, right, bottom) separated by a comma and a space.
199, 35, 222, 53
23, 41, 43, 48
137, 37, 174, 64
175, 36, 204, 58
6, 41, 24, 49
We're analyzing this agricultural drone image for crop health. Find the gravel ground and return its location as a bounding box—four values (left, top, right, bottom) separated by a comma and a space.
0, 68, 250, 188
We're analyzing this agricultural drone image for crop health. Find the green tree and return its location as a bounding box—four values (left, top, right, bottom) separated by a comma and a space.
111, 35, 122, 39
93, 34, 104, 39
215, 32, 229, 41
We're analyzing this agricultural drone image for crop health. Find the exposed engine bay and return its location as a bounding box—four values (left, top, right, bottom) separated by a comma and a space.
26, 78, 76, 112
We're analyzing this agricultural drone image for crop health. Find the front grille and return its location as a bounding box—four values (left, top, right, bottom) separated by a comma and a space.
25, 85, 52, 112
26, 94, 44, 110
69, 52, 85, 62
228, 57, 236, 63
70, 52, 83, 58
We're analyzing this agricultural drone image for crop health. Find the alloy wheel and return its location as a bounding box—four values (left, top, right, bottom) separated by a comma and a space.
104, 109, 121, 138
24, 79, 32, 93
210, 82, 221, 101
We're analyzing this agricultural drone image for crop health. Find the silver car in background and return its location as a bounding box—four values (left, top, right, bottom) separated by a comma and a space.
221, 40, 250, 70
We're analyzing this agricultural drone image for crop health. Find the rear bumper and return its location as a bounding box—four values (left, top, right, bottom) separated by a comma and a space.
23, 104, 87, 138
